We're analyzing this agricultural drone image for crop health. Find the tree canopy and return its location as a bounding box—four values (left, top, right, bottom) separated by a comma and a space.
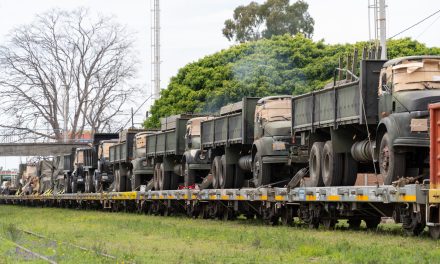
144, 35, 440, 128
222, 0, 314, 43
0, 8, 136, 142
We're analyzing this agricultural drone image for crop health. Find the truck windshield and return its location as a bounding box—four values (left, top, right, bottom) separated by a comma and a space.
391, 59, 440, 92
255, 97, 291, 123
99, 143, 115, 159
136, 134, 147, 149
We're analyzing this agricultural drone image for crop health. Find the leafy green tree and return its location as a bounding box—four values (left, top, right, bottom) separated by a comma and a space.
144, 36, 440, 128
223, 0, 314, 43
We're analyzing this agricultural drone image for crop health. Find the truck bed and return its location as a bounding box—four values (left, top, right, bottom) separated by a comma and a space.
292, 60, 384, 132
201, 97, 259, 148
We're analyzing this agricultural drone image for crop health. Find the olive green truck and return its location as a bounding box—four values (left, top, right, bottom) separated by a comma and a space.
200, 96, 294, 188
108, 129, 157, 192
146, 114, 212, 190
290, 55, 440, 187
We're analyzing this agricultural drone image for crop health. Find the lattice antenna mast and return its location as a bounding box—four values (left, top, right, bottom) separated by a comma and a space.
151, 0, 161, 102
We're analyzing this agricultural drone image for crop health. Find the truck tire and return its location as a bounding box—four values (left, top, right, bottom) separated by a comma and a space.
252, 152, 270, 187
342, 153, 358, 186
153, 164, 161, 190
159, 163, 170, 190
307, 142, 325, 187
183, 162, 195, 187
379, 133, 406, 184
212, 156, 222, 189
85, 171, 94, 193
220, 155, 234, 189
115, 169, 126, 192
93, 172, 101, 193
64, 175, 71, 193
71, 179, 77, 193
322, 141, 343, 186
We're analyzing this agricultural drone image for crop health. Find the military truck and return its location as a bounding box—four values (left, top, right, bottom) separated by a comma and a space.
38, 159, 55, 194
146, 114, 211, 190
50, 148, 76, 194
69, 133, 118, 193
200, 96, 293, 188
108, 129, 157, 192
61, 150, 76, 193
290, 55, 440, 186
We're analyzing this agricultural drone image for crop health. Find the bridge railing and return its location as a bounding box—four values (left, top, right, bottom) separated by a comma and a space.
0, 129, 92, 144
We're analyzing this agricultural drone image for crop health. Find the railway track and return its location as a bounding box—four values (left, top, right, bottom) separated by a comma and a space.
0, 223, 129, 263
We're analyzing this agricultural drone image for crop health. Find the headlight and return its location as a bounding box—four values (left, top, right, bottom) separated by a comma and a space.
272, 141, 286, 151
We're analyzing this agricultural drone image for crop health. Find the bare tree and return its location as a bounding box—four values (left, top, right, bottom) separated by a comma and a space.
0, 8, 137, 142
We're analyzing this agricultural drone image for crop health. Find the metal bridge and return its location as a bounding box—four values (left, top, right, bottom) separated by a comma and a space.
0, 130, 90, 156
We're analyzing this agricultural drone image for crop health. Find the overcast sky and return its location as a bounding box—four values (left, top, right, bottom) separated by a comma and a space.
0, 0, 439, 169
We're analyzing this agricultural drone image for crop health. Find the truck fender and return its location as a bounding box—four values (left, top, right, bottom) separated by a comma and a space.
182, 149, 201, 164
376, 115, 401, 152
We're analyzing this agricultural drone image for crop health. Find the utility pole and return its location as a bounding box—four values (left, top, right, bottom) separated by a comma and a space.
378, 0, 387, 59
63, 85, 69, 143
151, 0, 161, 102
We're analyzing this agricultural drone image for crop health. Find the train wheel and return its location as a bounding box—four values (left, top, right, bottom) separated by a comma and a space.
220, 155, 234, 189
307, 142, 325, 187
379, 133, 406, 185
222, 207, 235, 221
342, 153, 358, 186
212, 156, 222, 189
347, 218, 361, 230
322, 219, 336, 230
365, 217, 381, 230
322, 141, 343, 186
252, 152, 270, 187
281, 206, 294, 226
183, 162, 195, 187
429, 226, 440, 239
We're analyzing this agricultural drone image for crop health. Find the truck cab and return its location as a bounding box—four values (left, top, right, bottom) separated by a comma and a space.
94, 140, 117, 192
377, 56, 440, 183
252, 95, 292, 186
181, 116, 213, 187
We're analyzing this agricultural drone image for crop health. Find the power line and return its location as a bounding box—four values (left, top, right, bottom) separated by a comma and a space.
415, 12, 440, 40
119, 93, 153, 131
388, 9, 440, 39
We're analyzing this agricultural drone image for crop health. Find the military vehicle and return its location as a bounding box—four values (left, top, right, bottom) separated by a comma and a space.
61, 149, 76, 193
38, 159, 55, 194
145, 114, 211, 190
68, 133, 118, 193
19, 162, 39, 195
200, 96, 293, 188
108, 129, 157, 192
290, 55, 440, 186
0, 170, 18, 195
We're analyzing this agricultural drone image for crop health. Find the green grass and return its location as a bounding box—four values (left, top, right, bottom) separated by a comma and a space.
0, 205, 440, 263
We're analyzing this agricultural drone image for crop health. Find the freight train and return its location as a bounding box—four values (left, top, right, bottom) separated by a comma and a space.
4, 54, 440, 238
